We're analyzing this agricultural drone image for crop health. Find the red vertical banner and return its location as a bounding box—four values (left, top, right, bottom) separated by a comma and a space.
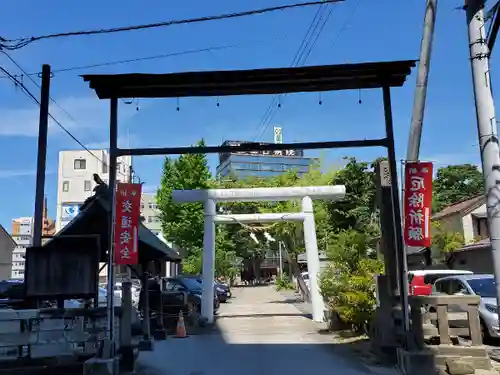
114, 183, 142, 265
403, 162, 433, 247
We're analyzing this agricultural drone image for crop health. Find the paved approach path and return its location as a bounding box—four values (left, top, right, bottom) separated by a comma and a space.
137, 285, 397, 375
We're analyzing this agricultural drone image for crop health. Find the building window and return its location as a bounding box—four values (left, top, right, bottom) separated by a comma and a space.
63, 181, 69, 192
148, 203, 158, 210
84, 180, 91, 191
74, 159, 86, 170
102, 162, 108, 174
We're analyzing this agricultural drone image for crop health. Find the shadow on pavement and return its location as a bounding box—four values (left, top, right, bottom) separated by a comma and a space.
137, 321, 396, 375
136, 286, 398, 375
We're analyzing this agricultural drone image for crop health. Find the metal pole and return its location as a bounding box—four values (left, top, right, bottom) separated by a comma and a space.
382, 86, 410, 340
278, 241, 283, 278
106, 97, 119, 356
465, 0, 500, 319
33, 65, 51, 247
406, 0, 438, 160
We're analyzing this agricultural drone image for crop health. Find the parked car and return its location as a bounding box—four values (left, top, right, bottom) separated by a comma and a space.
182, 275, 231, 303
113, 282, 141, 307
431, 274, 499, 340
163, 276, 220, 314
64, 287, 121, 308
408, 269, 473, 296
214, 280, 231, 303
0, 280, 35, 309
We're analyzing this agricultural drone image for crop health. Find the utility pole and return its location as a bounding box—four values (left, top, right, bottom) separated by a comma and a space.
399, 0, 438, 333
465, 0, 500, 315
33, 65, 51, 247
406, 0, 437, 160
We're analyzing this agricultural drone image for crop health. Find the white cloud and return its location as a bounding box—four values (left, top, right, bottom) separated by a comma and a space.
0, 169, 55, 178
142, 185, 158, 194
0, 96, 137, 137
85, 134, 141, 149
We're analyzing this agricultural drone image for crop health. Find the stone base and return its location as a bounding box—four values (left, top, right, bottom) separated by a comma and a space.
119, 345, 138, 373
83, 357, 119, 375
138, 338, 154, 351
153, 328, 167, 340
397, 348, 436, 375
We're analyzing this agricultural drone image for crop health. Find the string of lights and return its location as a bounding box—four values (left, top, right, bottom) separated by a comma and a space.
0, 1, 343, 51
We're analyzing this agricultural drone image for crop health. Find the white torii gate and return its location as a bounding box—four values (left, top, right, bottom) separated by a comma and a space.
172, 186, 346, 323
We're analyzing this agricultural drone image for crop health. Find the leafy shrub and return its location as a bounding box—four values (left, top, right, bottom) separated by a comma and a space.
275, 275, 295, 291
319, 229, 383, 332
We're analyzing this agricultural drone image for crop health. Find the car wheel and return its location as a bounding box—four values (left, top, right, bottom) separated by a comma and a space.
480, 319, 491, 343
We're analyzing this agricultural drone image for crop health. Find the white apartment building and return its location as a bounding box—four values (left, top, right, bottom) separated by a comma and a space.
141, 192, 161, 235
11, 217, 34, 279
56, 150, 132, 232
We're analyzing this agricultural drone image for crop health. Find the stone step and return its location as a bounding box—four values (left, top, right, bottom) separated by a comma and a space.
428, 344, 489, 357
435, 355, 492, 370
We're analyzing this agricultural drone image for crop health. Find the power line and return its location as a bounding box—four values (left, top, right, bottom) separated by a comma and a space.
0, 0, 343, 51
0, 34, 296, 79
253, 0, 361, 141
0, 61, 129, 179
253, 4, 330, 140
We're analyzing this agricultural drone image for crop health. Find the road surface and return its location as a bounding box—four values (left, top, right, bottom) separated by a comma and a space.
136, 285, 398, 375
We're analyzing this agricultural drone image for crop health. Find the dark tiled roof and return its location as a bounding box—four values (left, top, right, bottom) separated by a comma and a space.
432, 195, 485, 220
0, 225, 15, 247
454, 237, 490, 253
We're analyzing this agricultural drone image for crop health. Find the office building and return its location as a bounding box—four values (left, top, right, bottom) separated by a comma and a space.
56, 150, 132, 232
11, 217, 33, 279
10, 199, 56, 279
216, 140, 316, 179
141, 192, 161, 235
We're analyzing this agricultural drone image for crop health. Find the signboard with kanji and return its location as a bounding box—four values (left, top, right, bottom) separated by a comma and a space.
403, 161, 433, 247
114, 183, 142, 265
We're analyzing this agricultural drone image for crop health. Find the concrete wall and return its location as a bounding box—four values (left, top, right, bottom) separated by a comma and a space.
449, 247, 492, 274
0, 230, 13, 280
436, 215, 464, 237
434, 204, 488, 245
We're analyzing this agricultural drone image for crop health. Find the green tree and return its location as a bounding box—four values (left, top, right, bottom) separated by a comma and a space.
433, 164, 484, 212
319, 229, 383, 330
156, 140, 211, 257
327, 157, 379, 235
431, 221, 465, 262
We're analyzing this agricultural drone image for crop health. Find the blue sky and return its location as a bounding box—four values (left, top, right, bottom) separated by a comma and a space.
0, 0, 487, 230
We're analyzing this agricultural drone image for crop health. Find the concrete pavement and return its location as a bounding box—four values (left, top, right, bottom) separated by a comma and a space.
136, 285, 399, 375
